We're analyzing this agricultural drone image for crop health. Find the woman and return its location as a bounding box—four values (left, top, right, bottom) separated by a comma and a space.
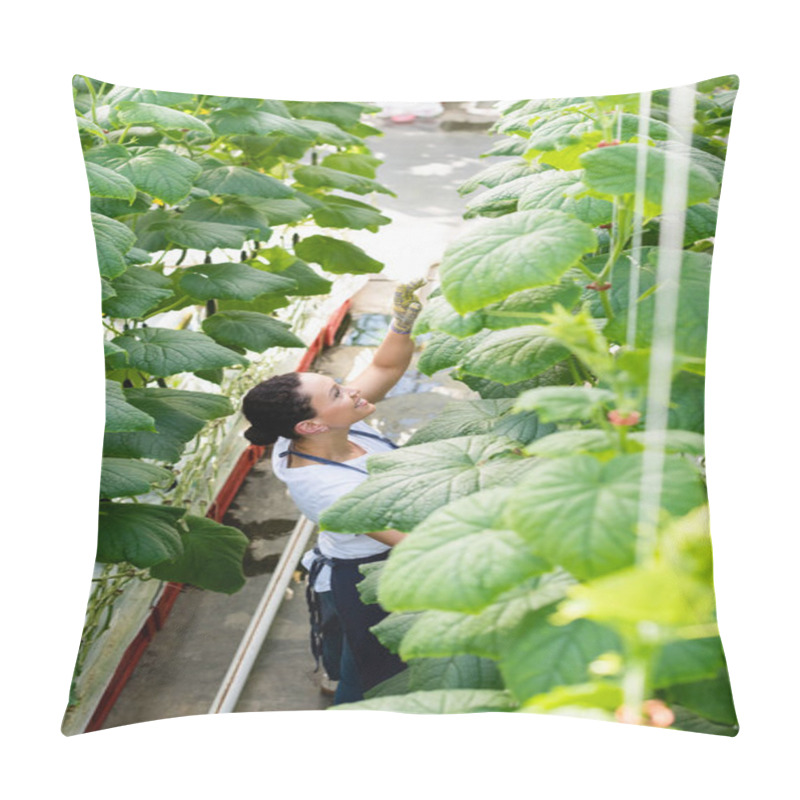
241, 280, 425, 704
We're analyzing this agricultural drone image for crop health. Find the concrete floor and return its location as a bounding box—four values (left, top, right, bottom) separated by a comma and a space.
100, 118, 490, 729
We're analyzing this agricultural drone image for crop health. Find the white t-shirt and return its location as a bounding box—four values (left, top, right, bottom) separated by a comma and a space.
271, 420, 395, 591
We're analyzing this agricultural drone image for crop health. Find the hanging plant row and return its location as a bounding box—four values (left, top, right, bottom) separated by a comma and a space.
321, 77, 739, 734
74, 77, 393, 671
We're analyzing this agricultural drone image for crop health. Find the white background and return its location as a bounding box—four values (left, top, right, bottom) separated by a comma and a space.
5, 2, 797, 797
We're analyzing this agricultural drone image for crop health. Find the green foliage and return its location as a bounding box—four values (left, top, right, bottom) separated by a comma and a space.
76, 77, 390, 600
331, 82, 738, 733
149, 516, 249, 594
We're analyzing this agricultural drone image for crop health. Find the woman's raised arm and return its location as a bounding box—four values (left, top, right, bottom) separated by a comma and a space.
349, 280, 425, 402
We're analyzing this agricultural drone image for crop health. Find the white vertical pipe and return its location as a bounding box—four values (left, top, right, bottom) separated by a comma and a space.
209, 515, 316, 714
636, 83, 697, 564
626, 91, 652, 349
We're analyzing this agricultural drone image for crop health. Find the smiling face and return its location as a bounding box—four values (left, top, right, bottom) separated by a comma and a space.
295, 372, 375, 434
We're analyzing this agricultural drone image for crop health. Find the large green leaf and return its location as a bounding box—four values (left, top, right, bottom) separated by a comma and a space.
101, 278, 116, 301
83, 143, 135, 170
294, 235, 383, 274
479, 283, 584, 331
459, 327, 571, 385
558, 562, 716, 631
405, 399, 515, 445
646, 201, 718, 246
91, 212, 137, 278
663, 669, 738, 726
103, 387, 233, 463
298, 119, 370, 148
217, 294, 291, 315
516, 169, 614, 226
398, 573, 576, 661
464, 174, 545, 217
104, 339, 129, 369
104, 86, 196, 107
117, 148, 202, 204
312, 195, 392, 231
669, 705, 738, 737
458, 159, 541, 195
97, 502, 185, 567
230, 134, 311, 166
417, 331, 490, 376
99, 458, 173, 499
320, 152, 383, 178
492, 409, 557, 445
504, 454, 707, 580
378, 487, 550, 613
523, 113, 596, 152
498, 610, 622, 702
284, 100, 379, 129
111, 327, 248, 377
91, 192, 151, 219
86, 161, 137, 202
114, 101, 213, 136
482, 137, 528, 157
603, 250, 712, 361
76, 114, 106, 137
320, 435, 537, 534
202, 311, 306, 351
176, 262, 295, 301
652, 637, 726, 689
439, 210, 597, 313
207, 97, 290, 115
457, 363, 573, 399
334, 689, 516, 713
412, 296, 485, 339
149, 515, 248, 593
370, 610, 420, 653
267, 258, 332, 296
580, 144, 719, 210
525, 429, 705, 458
207, 107, 317, 139
134, 211, 257, 251
104, 380, 156, 432
294, 165, 394, 196
102, 266, 174, 319
513, 386, 616, 422
195, 166, 295, 199
403, 655, 504, 691
248, 197, 313, 225
180, 198, 272, 241
415, 284, 582, 340
669, 371, 705, 433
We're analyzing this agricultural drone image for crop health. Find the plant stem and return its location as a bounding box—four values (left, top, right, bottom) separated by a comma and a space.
83, 76, 99, 125
567, 356, 583, 385
117, 124, 133, 146
599, 290, 614, 321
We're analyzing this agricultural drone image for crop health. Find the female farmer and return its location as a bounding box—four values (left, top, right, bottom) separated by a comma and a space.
241, 280, 425, 704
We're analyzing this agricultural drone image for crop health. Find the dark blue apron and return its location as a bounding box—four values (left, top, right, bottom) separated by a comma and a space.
280, 428, 400, 679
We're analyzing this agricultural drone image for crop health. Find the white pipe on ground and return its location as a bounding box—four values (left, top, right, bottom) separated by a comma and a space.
208, 514, 317, 714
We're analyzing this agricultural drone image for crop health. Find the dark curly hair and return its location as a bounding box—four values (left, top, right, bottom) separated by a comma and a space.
241, 372, 315, 446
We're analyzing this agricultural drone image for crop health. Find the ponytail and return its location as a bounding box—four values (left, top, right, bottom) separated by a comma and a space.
241, 373, 314, 445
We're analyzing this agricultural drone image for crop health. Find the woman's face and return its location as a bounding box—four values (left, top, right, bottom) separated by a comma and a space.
297, 373, 375, 431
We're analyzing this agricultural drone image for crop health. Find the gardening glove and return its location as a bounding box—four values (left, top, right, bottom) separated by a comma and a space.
390, 278, 426, 334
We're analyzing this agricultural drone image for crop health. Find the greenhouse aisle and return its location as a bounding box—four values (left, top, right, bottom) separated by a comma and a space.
100, 111, 494, 729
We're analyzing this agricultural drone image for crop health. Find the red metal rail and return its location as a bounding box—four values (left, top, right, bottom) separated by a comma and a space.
84, 298, 352, 732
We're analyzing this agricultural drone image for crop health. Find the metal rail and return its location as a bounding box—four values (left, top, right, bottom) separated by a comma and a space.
208, 514, 317, 714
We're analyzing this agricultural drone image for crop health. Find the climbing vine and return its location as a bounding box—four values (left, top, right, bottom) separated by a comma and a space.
71, 76, 392, 707
322, 77, 739, 735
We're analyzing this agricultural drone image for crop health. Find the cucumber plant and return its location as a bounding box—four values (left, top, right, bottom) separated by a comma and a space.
73, 77, 392, 702
321, 76, 739, 734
